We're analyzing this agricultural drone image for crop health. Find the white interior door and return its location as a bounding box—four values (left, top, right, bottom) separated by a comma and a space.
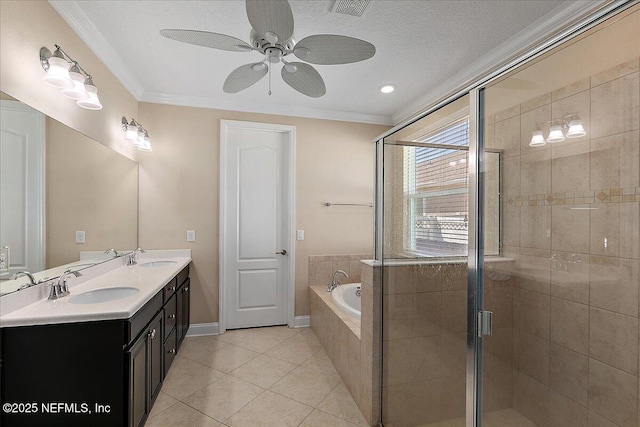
0, 100, 45, 280
220, 120, 294, 330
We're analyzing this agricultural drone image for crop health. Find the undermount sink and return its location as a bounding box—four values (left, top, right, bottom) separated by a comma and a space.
69, 287, 139, 304
140, 260, 177, 268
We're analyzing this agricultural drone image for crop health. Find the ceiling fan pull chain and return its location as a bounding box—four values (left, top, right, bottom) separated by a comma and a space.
268, 62, 272, 95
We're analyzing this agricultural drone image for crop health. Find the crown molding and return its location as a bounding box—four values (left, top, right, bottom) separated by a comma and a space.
391, 0, 603, 124
140, 90, 393, 125
49, 0, 145, 99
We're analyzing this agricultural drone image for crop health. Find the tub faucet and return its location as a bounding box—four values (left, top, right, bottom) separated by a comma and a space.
48, 269, 82, 300
11, 271, 38, 289
327, 270, 349, 292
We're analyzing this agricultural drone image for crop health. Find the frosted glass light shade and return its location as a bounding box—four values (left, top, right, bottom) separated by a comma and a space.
529, 129, 546, 147
137, 139, 152, 152
546, 125, 565, 143
43, 56, 73, 89
76, 83, 102, 110
61, 70, 90, 101
125, 123, 138, 141
566, 120, 586, 138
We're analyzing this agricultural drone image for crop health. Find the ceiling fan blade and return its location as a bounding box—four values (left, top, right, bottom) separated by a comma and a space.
223, 63, 268, 93
160, 29, 253, 52
246, 0, 294, 43
294, 35, 376, 65
281, 62, 326, 98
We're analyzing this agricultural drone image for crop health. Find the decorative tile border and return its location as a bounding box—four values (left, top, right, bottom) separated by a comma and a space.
507, 187, 640, 207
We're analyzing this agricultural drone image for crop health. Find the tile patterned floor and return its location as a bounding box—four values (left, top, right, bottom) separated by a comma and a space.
419, 408, 537, 427
146, 326, 369, 427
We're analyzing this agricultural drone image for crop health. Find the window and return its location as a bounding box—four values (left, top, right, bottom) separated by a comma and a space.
404, 117, 470, 257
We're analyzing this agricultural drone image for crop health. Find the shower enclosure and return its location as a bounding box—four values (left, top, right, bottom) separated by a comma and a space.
376, 2, 640, 426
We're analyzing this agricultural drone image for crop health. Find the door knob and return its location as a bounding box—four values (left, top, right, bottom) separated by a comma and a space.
276, 249, 287, 255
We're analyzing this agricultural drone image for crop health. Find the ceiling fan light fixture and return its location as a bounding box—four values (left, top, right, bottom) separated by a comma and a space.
252, 62, 267, 71
293, 47, 310, 59
264, 31, 279, 44
284, 63, 298, 73
380, 84, 396, 94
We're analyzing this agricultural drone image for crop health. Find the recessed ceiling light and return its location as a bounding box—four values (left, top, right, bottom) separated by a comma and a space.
379, 84, 395, 94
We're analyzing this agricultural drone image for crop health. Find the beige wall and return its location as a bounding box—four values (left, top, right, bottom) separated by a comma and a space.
46, 118, 138, 267
138, 102, 388, 323
0, 1, 138, 160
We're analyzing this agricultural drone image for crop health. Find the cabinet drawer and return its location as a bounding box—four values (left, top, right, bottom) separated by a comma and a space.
163, 327, 177, 377
127, 291, 162, 344
163, 278, 178, 303
164, 294, 177, 340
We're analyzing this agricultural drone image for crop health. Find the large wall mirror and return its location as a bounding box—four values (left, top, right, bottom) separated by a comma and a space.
0, 92, 138, 296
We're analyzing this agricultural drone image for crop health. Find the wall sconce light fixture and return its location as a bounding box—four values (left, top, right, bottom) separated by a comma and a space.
40, 45, 103, 110
529, 115, 586, 147
121, 117, 152, 152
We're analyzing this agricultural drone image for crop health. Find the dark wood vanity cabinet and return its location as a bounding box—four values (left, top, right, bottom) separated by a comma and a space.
128, 310, 163, 427
0, 263, 191, 427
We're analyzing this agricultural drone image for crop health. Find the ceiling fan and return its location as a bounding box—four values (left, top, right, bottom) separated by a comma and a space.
160, 0, 376, 98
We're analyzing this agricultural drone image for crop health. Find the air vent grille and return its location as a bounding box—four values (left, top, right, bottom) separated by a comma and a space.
333, 0, 370, 17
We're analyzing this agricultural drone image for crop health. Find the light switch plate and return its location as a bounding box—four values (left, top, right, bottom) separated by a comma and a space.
297, 230, 305, 241
187, 230, 196, 242
75, 231, 86, 244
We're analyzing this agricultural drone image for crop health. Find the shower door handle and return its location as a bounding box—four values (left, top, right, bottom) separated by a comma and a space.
478, 310, 493, 337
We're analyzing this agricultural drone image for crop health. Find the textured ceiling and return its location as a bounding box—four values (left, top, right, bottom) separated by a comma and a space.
51, 0, 598, 125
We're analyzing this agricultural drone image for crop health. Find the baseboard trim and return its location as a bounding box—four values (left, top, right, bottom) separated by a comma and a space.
293, 315, 310, 328
185, 322, 219, 336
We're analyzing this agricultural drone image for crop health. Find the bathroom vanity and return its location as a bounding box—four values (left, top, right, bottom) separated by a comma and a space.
0, 256, 191, 427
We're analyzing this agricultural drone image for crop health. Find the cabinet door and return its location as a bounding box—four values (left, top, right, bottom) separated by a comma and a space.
128, 334, 147, 427
148, 311, 164, 406
176, 284, 184, 345
182, 279, 190, 339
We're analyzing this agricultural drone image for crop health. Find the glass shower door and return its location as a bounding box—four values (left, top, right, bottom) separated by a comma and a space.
380, 95, 472, 427
481, 5, 640, 426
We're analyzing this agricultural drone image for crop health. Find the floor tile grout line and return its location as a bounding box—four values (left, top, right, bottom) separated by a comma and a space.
220, 387, 269, 425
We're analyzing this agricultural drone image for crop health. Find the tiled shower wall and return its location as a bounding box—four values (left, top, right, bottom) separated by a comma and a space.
486, 58, 640, 426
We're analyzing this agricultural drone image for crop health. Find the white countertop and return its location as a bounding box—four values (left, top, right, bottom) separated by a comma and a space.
0, 255, 191, 328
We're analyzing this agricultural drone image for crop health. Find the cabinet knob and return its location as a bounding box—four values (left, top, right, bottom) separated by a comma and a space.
169, 314, 176, 319
149, 329, 156, 339
169, 286, 176, 291
183, 287, 189, 292
168, 349, 176, 354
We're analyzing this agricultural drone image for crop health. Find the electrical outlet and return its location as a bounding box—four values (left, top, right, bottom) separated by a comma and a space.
0, 246, 9, 272
75, 231, 86, 244
187, 230, 196, 242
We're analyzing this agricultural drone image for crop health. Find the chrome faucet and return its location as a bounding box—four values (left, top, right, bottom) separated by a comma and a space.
11, 271, 38, 290
128, 248, 145, 266
327, 270, 349, 292
104, 248, 119, 258
48, 269, 81, 300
